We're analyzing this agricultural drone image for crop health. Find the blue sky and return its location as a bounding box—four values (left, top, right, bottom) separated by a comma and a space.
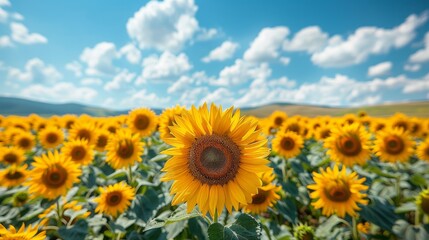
0, 0, 429, 110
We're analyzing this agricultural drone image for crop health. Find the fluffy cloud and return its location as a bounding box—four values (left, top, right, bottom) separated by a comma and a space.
202, 41, 239, 63
196, 28, 218, 41
20, 82, 97, 103
126, 0, 198, 52
167, 71, 212, 93
10, 22, 47, 44
80, 42, 118, 76
368, 61, 392, 77
122, 89, 170, 108
212, 59, 271, 86
104, 69, 136, 91
283, 26, 328, 53
0, 35, 12, 47
0, 7, 7, 23
65, 61, 83, 77
119, 43, 141, 64
80, 78, 102, 86
402, 73, 429, 93
243, 27, 289, 62
7, 58, 62, 83
404, 64, 421, 72
279, 57, 291, 65
200, 88, 234, 106
311, 12, 428, 67
179, 87, 209, 106
0, 0, 10, 6
136, 51, 192, 84
409, 31, 429, 63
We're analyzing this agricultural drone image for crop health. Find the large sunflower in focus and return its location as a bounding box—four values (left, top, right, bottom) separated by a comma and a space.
272, 131, 304, 159
324, 123, 371, 166
243, 171, 281, 214
13, 131, 35, 151
38, 126, 64, 149
0, 146, 25, 165
0, 223, 45, 240
105, 130, 144, 169
128, 108, 158, 137
159, 105, 185, 141
307, 165, 368, 218
26, 151, 81, 200
417, 139, 429, 162
373, 127, 414, 163
0, 164, 29, 188
61, 139, 94, 166
94, 182, 135, 218
161, 103, 271, 217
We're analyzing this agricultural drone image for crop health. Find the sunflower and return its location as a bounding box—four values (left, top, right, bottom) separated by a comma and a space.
161, 103, 271, 217
94, 128, 111, 152
315, 124, 333, 141
0, 223, 45, 240
94, 182, 135, 218
294, 223, 315, 240
341, 114, 358, 126
280, 119, 302, 135
370, 119, 386, 133
272, 131, 304, 159
389, 113, 409, 132
0, 164, 29, 187
61, 139, 94, 165
26, 151, 81, 200
416, 139, 429, 162
68, 121, 97, 145
307, 165, 368, 218
105, 130, 144, 169
13, 131, 35, 151
61, 114, 78, 130
409, 117, 424, 137
243, 171, 281, 214
39, 199, 90, 226
38, 126, 64, 149
269, 110, 288, 128
128, 108, 158, 137
159, 105, 185, 141
104, 120, 120, 134
0, 146, 25, 165
357, 222, 371, 234
324, 123, 371, 166
373, 127, 414, 163
416, 189, 429, 216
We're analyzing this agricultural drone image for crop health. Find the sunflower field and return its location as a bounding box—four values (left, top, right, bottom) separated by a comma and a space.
0, 104, 429, 240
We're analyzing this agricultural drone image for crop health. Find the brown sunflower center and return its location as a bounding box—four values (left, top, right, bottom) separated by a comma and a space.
71, 146, 87, 161
42, 165, 68, 189
96, 135, 108, 148
394, 121, 408, 131
77, 129, 91, 141
106, 191, 123, 206
287, 124, 300, 134
116, 140, 135, 159
324, 181, 351, 202
425, 147, 429, 156
376, 124, 385, 131
134, 115, 150, 130
46, 133, 58, 143
4, 153, 18, 164
189, 134, 240, 185
411, 124, 420, 134
251, 189, 269, 204
108, 126, 117, 134
320, 129, 331, 139
313, 123, 321, 130
421, 196, 429, 215
384, 136, 404, 155
274, 117, 284, 126
6, 171, 24, 180
18, 138, 31, 148
281, 137, 295, 151
66, 120, 75, 129
338, 136, 362, 156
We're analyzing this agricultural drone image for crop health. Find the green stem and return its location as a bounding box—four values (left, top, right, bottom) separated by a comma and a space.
395, 176, 402, 206
415, 209, 421, 226
213, 211, 218, 223
352, 217, 359, 240
56, 199, 63, 227
128, 166, 134, 184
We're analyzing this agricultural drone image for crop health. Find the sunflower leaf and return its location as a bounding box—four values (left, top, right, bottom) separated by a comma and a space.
58, 219, 88, 240
207, 213, 261, 240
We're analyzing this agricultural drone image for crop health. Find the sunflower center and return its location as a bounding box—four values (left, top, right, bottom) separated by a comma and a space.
411, 124, 420, 134
42, 165, 68, 189
134, 115, 150, 130
77, 129, 91, 141
425, 147, 429, 156
376, 124, 385, 131
19, 138, 31, 148
116, 140, 134, 159
251, 189, 269, 204
108, 126, 117, 133
421, 196, 429, 215
46, 133, 58, 143
71, 146, 87, 161
6, 171, 24, 180
274, 117, 284, 126
324, 181, 351, 202
106, 191, 123, 206
189, 134, 240, 185
313, 123, 321, 130
66, 120, 75, 129
281, 137, 295, 151
4, 153, 18, 164
338, 136, 362, 156
394, 121, 408, 131
321, 129, 331, 139
287, 124, 300, 134
384, 136, 404, 155
97, 135, 108, 148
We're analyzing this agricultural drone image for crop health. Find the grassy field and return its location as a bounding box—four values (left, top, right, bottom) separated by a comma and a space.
242, 101, 429, 118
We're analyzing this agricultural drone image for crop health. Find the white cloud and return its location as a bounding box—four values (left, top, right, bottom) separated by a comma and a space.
200, 88, 234, 106
402, 74, 429, 93
119, 43, 141, 64
137, 51, 192, 84
311, 12, 428, 67
10, 22, 47, 44
126, 0, 198, 52
212, 59, 271, 86
0, 7, 7, 23
80, 78, 102, 86
243, 27, 289, 62
279, 57, 291, 65
104, 69, 136, 91
0, 0, 10, 6
196, 28, 218, 41
11, 12, 23, 21
7, 58, 62, 83
404, 64, 421, 72
283, 26, 328, 53
0, 35, 12, 47
368, 61, 392, 77
122, 89, 170, 108
202, 41, 238, 63
65, 61, 83, 77
80, 42, 118, 76
409, 31, 429, 63
179, 87, 209, 106
167, 71, 212, 93
20, 82, 97, 103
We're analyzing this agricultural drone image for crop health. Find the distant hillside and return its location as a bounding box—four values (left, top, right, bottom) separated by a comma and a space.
0, 97, 428, 118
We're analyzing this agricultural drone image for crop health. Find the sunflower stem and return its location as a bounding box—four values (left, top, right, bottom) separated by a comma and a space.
351, 217, 359, 240
128, 166, 134, 185
213, 211, 218, 223
395, 175, 402, 206
56, 199, 63, 227
415, 209, 421, 226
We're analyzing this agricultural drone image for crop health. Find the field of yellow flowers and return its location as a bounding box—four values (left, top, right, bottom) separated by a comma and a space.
0, 103, 428, 239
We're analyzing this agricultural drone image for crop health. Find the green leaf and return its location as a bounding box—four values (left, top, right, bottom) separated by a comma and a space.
144, 205, 201, 232
315, 215, 348, 238
58, 219, 88, 240
208, 213, 261, 240
276, 198, 298, 224
360, 196, 400, 232
149, 154, 169, 162
395, 202, 417, 213
410, 174, 427, 187
188, 217, 209, 240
